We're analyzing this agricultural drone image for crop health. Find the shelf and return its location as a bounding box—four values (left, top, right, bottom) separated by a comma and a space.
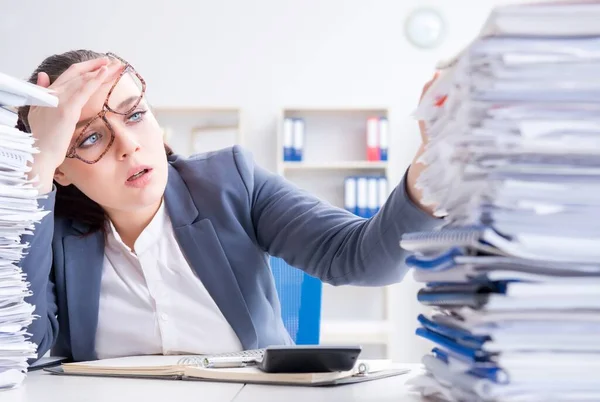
320, 319, 391, 345
283, 107, 388, 115
152, 106, 239, 113
191, 125, 239, 132
282, 161, 388, 171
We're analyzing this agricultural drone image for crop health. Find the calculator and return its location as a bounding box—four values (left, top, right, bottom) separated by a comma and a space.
255, 345, 362, 373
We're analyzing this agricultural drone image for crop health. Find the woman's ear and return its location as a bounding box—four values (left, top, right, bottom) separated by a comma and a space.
53, 167, 72, 187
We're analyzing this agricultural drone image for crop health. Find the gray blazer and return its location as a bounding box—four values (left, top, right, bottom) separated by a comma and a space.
20, 146, 438, 362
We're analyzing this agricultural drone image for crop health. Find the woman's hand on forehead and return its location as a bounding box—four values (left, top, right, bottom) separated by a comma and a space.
52, 57, 122, 87
26, 58, 121, 178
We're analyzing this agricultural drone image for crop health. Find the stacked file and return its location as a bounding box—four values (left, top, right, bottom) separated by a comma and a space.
401, 2, 600, 401
0, 71, 56, 390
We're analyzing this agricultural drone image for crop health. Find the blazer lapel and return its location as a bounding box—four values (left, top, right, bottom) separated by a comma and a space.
164, 165, 258, 350
62, 225, 105, 362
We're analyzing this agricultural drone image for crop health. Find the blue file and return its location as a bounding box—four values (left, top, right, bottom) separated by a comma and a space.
356, 177, 368, 218
283, 118, 294, 162
417, 314, 490, 346
378, 117, 389, 161
292, 118, 304, 161
344, 176, 358, 216
432, 348, 509, 384
405, 247, 465, 271
367, 177, 378, 218
415, 327, 492, 361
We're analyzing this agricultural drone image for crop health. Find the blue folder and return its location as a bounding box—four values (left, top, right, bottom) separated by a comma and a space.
418, 314, 489, 347
432, 348, 509, 384
405, 247, 465, 271
415, 327, 492, 361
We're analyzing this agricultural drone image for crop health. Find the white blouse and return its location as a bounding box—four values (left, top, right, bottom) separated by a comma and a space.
94, 199, 243, 359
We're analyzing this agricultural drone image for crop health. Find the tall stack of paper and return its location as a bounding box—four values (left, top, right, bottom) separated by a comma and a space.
0, 71, 56, 391
401, 2, 600, 401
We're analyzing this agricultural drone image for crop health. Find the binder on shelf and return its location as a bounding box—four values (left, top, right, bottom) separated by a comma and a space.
344, 176, 358, 215
356, 177, 368, 218
367, 177, 379, 217
345, 175, 388, 218
283, 118, 294, 162
366, 117, 380, 161
292, 118, 304, 162
378, 117, 389, 161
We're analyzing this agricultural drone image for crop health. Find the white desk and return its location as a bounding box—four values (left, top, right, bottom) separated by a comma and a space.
2, 365, 427, 402
231, 366, 426, 402
3, 370, 245, 402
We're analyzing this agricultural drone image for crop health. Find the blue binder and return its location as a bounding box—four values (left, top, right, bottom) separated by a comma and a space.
270, 256, 322, 344
356, 176, 368, 218
378, 117, 389, 161
344, 176, 358, 216
416, 327, 492, 361
367, 177, 378, 217
292, 118, 304, 162
283, 118, 294, 162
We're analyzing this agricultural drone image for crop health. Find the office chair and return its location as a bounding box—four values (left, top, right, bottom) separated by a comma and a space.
269, 256, 322, 345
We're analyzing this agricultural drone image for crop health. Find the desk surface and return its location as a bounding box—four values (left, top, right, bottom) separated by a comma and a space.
232, 368, 425, 402
3, 371, 245, 402
2, 365, 426, 402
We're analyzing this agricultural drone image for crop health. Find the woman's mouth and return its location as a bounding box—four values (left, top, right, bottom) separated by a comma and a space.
125, 166, 153, 188
128, 169, 149, 181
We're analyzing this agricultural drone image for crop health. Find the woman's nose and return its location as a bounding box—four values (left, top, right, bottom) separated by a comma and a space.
112, 125, 141, 159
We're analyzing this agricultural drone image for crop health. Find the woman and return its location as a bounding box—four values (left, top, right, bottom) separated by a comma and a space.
18, 50, 439, 363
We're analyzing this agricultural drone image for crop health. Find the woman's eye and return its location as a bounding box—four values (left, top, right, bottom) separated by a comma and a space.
128, 110, 147, 123
79, 133, 101, 148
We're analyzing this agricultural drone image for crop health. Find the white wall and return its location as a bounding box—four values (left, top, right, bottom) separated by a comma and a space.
0, 0, 517, 362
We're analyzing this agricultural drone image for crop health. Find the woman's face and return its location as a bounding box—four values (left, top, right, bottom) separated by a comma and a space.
54, 61, 169, 217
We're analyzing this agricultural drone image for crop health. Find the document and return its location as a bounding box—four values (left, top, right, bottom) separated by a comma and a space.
402, 2, 600, 400
0, 69, 58, 390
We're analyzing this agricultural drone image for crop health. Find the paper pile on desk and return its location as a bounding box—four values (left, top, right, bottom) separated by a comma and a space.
0, 71, 54, 391
401, 1, 600, 401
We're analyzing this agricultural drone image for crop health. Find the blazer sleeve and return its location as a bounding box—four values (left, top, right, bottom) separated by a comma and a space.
232, 146, 441, 286
19, 190, 60, 361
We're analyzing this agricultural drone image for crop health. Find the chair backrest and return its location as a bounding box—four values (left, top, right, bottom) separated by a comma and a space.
269, 256, 322, 344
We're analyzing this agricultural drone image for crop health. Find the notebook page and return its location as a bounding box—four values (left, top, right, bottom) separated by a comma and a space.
64, 354, 187, 368
183, 364, 355, 384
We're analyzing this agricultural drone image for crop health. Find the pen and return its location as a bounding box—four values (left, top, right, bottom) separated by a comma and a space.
201, 356, 258, 369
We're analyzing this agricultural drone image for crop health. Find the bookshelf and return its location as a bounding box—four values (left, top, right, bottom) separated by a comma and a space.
281, 161, 388, 171
275, 107, 395, 358
151, 107, 242, 157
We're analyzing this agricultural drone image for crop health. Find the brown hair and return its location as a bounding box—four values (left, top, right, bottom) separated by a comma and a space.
16, 49, 173, 234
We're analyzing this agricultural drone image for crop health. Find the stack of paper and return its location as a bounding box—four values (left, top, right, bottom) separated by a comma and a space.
401, 1, 600, 401
0, 71, 55, 391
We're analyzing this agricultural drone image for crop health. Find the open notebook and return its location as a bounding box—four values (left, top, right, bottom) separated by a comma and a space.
46, 354, 409, 386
